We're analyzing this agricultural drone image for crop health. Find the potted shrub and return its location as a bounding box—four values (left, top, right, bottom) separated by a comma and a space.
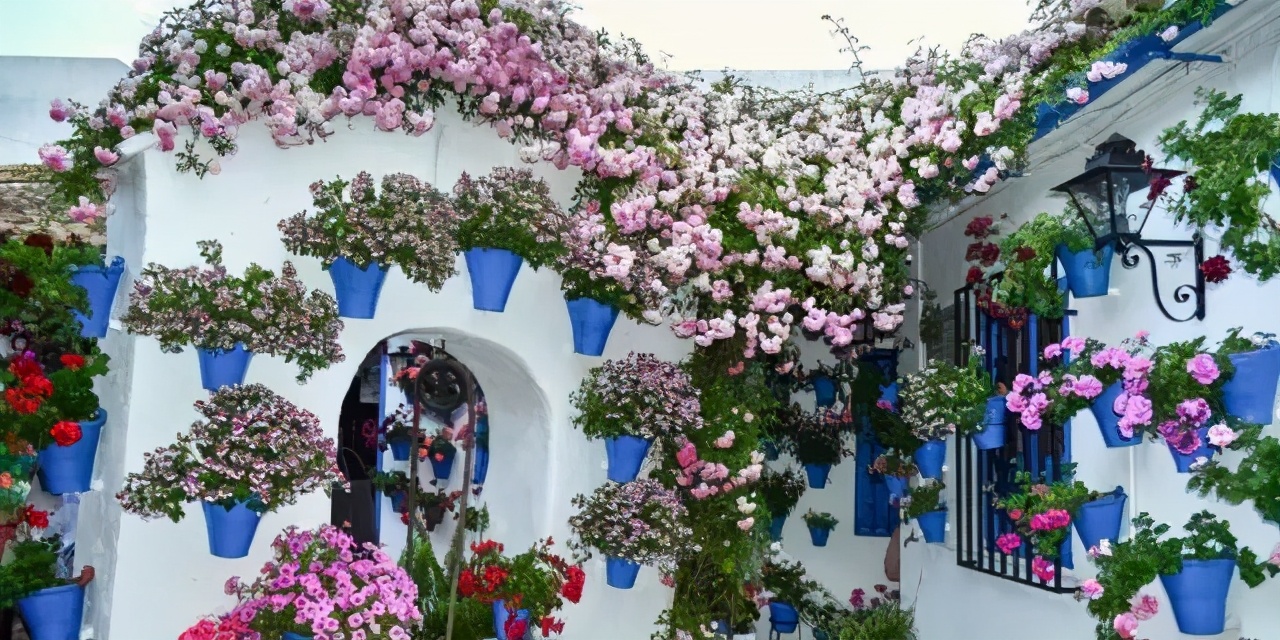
452, 168, 566, 314
995, 213, 1071, 316
760, 557, 823, 635
821, 586, 916, 640
0, 445, 36, 555
785, 407, 846, 489
116, 384, 346, 558
995, 467, 1123, 559
279, 171, 460, 319
0, 232, 121, 341
370, 470, 409, 513
1147, 337, 1230, 472
899, 354, 991, 479
0, 506, 94, 640
457, 538, 585, 639
413, 490, 462, 532
376, 404, 417, 461
1216, 328, 1280, 424
802, 510, 838, 547
221, 524, 422, 639
758, 468, 806, 542
121, 240, 345, 389
903, 479, 947, 544
871, 449, 918, 500
568, 479, 692, 589
571, 353, 703, 483
423, 429, 458, 483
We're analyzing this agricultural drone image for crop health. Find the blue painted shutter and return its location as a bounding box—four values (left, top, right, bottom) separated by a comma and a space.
855, 426, 898, 537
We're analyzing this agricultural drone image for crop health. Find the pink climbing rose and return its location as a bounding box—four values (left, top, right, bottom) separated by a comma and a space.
1186, 353, 1220, 385
1113, 613, 1139, 639
1079, 579, 1104, 600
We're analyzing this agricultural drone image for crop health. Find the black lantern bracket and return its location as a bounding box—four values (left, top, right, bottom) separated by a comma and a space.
1051, 134, 1206, 323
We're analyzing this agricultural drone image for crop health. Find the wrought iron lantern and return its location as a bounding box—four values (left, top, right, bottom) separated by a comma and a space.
1050, 133, 1205, 322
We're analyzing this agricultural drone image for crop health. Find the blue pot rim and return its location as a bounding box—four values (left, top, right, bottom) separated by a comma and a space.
70, 255, 125, 276
1083, 486, 1127, 507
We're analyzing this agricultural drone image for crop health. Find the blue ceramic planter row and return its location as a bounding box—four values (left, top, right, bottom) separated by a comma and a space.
36, 409, 107, 496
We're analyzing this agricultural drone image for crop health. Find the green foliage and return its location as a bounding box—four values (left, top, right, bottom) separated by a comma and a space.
902, 480, 945, 521
803, 509, 838, 530
1146, 337, 1230, 426
996, 468, 1096, 559
452, 168, 567, 269
758, 468, 807, 517
0, 537, 64, 608
869, 405, 923, 454
994, 210, 1093, 319
786, 406, 847, 466
899, 353, 992, 440
872, 449, 919, 478
1158, 89, 1280, 280
370, 470, 408, 494
1187, 426, 1280, 527
830, 597, 917, 640
0, 234, 99, 363
761, 557, 825, 608
400, 534, 495, 640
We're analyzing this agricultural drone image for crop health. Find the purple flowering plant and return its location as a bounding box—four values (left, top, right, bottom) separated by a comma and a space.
222, 524, 422, 639
994, 466, 1102, 560
570, 352, 703, 441
1146, 336, 1232, 453
567, 478, 693, 569
453, 167, 568, 270
278, 172, 460, 289
120, 240, 345, 382
117, 384, 347, 522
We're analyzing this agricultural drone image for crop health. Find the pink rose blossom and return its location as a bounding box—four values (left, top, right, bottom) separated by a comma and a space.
38, 144, 71, 172
94, 146, 120, 166
1113, 612, 1139, 639
1079, 579, 1104, 600
68, 196, 103, 223
1186, 353, 1220, 385
49, 99, 70, 122
1207, 424, 1238, 448
1129, 593, 1158, 621
1066, 87, 1089, 105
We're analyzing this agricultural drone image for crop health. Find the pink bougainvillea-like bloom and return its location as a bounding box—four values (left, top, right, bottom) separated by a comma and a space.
1207, 423, 1239, 448
48, 99, 70, 122
1031, 556, 1055, 582
1030, 509, 1071, 532
1159, 25, 1180, 42
1186, 353, 1220, 385
94, 146, 119, 166
1066, 87, 1089, 104
1079, 578, 1104, 600
996, 532, 1021, 555
1269, 542, 1280, 567
1113, 613, 1139, 639
67, 196, 102, 223
38, 144, 71, 172
1129, 593, 1158, 621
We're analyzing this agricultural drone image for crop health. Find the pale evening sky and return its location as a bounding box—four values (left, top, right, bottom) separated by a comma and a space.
0, 0, 1036, 72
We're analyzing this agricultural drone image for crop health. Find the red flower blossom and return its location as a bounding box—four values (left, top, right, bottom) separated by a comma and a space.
966, 266, 984, 284
7, 271, 33, 298
1014, 246, 1037, 262
51, 421, 82, 447
541, 616, 565, 636
978, 243, 1000, 266
964, 216, 994, 239
25, 506, 49, 529
504, 618, 528, 640
60, 354, 85, 370
22, 234, 54, 257
9, 354, 43, 379
1200, 255, 1232, 284
1146, 172, 1173, 202
1183, 175, 1198, 192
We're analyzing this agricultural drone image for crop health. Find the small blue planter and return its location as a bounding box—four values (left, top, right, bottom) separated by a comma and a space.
973, 396, 1007, 450
388, 490, 406, 513
1073, 487, 1126, 552
884, 474, 908, 499
879, 382, 899, 406
1160, 558, 1235, 635
196, 343, 253, 392
17, 583, 84, 640
769, 514, 786, 542
808, 525, 832, 547
1270, 153, 1280, 190
761, 440, 780, 461
473, 446, 490, 485
327, 257, 387, 319
1167, 426, 1216, 473
430, 449, 455, 482
1057, 244, 1114, 299
565, 296, 619, 356
914, 440, 946, 479
1091, 382, 1140, 448
70, 256, 125, 338
803, 463, 831, 489
1222, 344, 1280, 424
465, 248, 523, 312
917, 509, 947, 544
492, 600, 532, 640
768, 601, 800, 634
388, 437, 411, 461
37, 409, 106, 495
202, 499, 262, 559
812, 376, 836, 407
605, 556, 642, 589
604, 435, 652, 483
282, 632, 313, 640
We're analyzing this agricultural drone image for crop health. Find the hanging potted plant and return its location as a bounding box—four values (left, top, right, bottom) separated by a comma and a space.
0, 232, 116, 342
758, 468, 806, 542
568, 479, 691, 590
370, 470, 409, 513
802, 510, 838, 547
457, 538, 584, 639
221, 524, 422, 639
279, 171, 460, 319
571, 353, 703, 483
759, 557, 823, 635
1041, 333, 1153, 448
870, 449, 918, 501
903, 479, 946, 544
422, 429, 458, 484
1146, 337, 1230, 473
1046, 208, 1113, 299
121, 240, 345, 390
899, 353, 991, 479
1217, 328, 1280, 424
788, 407, 846, 489
995, 467, 1123, 560
994, 213, 1069, 317
452, 168, 566, 313
0, 506, 94, 640
116, 384, 347, 558
413, 490, 462, 532
375, 404, 418, 462
1186, 424, 1277, 527
0, 447, 35, 556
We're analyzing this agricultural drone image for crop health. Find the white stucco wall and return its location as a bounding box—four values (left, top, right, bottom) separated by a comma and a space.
908, 4, 1280, 638
0, 56, 129, 165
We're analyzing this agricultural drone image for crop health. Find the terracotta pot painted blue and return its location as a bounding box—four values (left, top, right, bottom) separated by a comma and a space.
37, 409, 106, 495
761, 440, 780, 461
430, 449, 455, 482
914, 440, 946, 479
202, 499, 262, 558
605, 435, 652, 483
282, 633, 313, 640
1073, 487, 1126, 552
973, 396, 1007, 450
1056, 244, 1114, 298
1167, 427, 1216, 473
605, 556, 642, 589
492, 600, 532, 640
1222, 345, 1280, 424
17, 583, 84, 640
769, 514, 786, 542
917, 509, 947, 543
1091, 382, 1140, 448
768, 601, 800, 633
196, 343, 253, 392
803, 463, 831, 489
465, 248, 523, 312
1160, 558, 1235, 635
387, 437, 411, 461
70, 256, 125, 338
327, 257, 387, 319
812, 375, 836, 408
808, 525, 832, 547
565, 297, 619, 356
884, 475, 908, 499
388, 490, 406, 513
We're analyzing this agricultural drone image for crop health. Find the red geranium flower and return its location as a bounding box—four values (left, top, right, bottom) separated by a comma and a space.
22, 234, 54, 257
51, 421, 82, 447
1201, 255, 1232, 284
541, 616, 565, 636
60, 354, 85, 370
504, 618, 528, 640
25, 506, 49, 528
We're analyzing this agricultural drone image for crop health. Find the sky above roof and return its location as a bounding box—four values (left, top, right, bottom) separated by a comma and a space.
0, 0, 1035, 72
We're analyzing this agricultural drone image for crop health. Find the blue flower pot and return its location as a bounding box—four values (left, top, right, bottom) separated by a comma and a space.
761, 440, 780, 461
1160, 558, 1235, 635
17, 583, 84, 640
492, 600, 532, 640
196, 343, 253, 392
37, 409, 106, 495
327, 257, 387, 319
465, 248, 523, 312
918, 509, 947, 544
388, 437, 411, 461
879, 382, 899, 406
388, 490, 406, 513
604, 435, 652, 483
1091, 382, 1140, 448
282, 633, 313, 640
70, 256, 125, 338
973, 396, 1007, 450
1033, 102, 1064, 140
769, 514, 786, 542
430, 449, 455, 482
884, 475, 908, 499
606, 556, 642, 589
914, 440, 945, 479
1270, 153, 1280, 190
1057, 244, 1113, 299
803, 463, 831, 489
1167, 427, 1216, 473
565, 296, 619, 356
808, 525, 832, 547
812, 376, 836, 408
1073, 487, 1126, 552
1222, 345, 1280, 424
473, 446, 490, 485
202, 499, 262, 559
768, 601, 800, 633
